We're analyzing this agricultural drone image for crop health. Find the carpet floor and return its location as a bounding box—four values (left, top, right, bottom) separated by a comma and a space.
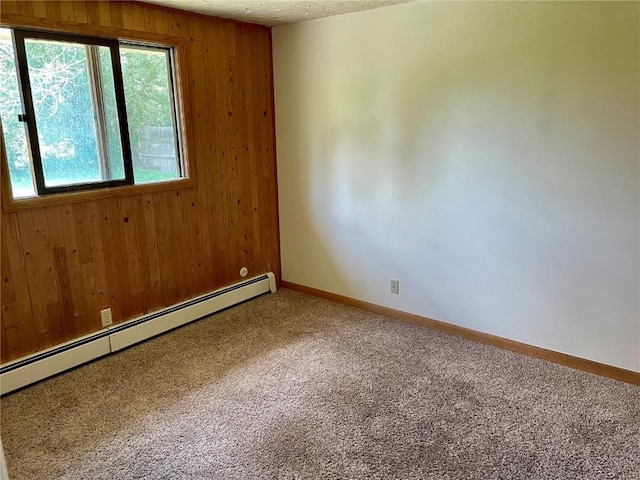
1, 289, 639, 479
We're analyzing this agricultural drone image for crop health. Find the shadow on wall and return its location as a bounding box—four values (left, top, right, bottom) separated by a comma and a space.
280, 1, 639, 363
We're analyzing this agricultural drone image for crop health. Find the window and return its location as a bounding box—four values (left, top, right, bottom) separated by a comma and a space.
0, 28, 184, 199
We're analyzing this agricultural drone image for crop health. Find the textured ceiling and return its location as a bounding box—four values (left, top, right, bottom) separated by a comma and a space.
137, 0, 412, 27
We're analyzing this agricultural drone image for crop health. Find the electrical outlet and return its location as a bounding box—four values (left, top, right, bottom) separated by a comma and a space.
100, 308, 113, 328
390, 279, 400, 294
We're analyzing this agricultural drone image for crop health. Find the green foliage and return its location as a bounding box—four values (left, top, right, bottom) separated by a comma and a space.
0, 34, 33, 195
25, 39, 101, 184
121, 47, 174, 150
135, 168, 177, 184
0, 34, 177, 194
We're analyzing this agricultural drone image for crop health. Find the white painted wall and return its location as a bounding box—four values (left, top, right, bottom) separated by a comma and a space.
273, 1, 640, 372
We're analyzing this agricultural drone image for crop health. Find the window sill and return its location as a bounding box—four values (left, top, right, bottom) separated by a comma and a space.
1, 176, 196, 212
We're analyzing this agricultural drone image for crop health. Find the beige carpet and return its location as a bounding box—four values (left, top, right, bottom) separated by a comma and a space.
2, 289, 639, 479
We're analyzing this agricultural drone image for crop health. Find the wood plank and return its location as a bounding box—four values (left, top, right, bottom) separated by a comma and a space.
120, 196, 144, 296
160, 191, 185, 301
45, 1, 62, 21
16, 0, 34, 18
1, 303, 31, 362
151, 192, 171, 304
1, 223, 16, 306
0, 304, 8, 362
121, 2, 136, 31
30, 208, 61, 306
109, 1, 124, 30
58, 1, 75, 22
140, 194, 163, 311
16, 210, 60, 349
72, 203, 93, 265
0, 305, 7, 361
0, 213, 39, 358
182, 187, 210, 294
30, 1, 48, 19
0, 0, 280, 363
172, 190, 194, 297
152, 7, 169, 34
242, 28, 261, 267
80, 261, 100, 333
142, 3, 156, 33
206, 20, 229, 266
165, 10, 180, 36
0, 2, 19, 16
97, 1, 112, 27
185, 18, 214, 290
59, 204, 89, 336
44, 206, 64, 248
85, 201, 110, 314
130, 196, 152, 311
52, 246, 76, 339
132, 3, 148, 32
97, 199, 124, 323
227, 26, 243, 277
84, 1, 101, 26
71, 0, 88, 24
104, 197, 133, 321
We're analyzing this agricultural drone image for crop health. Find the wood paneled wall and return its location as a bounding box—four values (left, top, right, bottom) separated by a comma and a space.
0, 1, 280, 363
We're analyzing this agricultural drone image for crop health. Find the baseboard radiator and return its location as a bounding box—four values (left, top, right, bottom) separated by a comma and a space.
0, 273, 277, 395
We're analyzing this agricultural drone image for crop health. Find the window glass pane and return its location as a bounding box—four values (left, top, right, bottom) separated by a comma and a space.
24, 38, 125, 187
0, 28, 35, 198
120, 46, 180, 184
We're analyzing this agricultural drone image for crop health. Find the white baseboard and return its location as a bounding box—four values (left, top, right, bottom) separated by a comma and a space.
0, 274, 275, 395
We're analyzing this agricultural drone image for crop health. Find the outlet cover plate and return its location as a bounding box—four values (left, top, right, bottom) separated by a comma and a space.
100, 308, 113, 328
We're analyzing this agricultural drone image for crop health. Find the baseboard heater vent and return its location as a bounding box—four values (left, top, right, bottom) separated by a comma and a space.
0, 273, 276, 395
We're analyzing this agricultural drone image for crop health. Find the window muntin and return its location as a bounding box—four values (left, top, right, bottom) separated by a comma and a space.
0, 28, 184, 199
